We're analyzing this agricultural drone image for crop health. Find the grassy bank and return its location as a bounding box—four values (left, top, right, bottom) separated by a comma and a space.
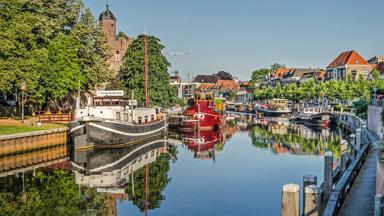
0, 123, 68, 136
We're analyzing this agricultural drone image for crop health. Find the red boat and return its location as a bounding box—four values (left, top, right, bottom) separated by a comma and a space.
180, 92, 223, 131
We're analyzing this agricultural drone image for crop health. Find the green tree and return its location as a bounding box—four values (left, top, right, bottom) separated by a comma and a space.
0, 0, 111, 111
251, 68, 270, 85
270, 63, 286, 71
70, 8, 112, 91
37, 33, 81, 108
118, 35, 176, 107
227, 91, 237, 101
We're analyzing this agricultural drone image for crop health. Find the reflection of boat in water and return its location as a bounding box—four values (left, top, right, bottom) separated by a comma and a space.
255, 99, 291, 117
71, 138, 169, 189
296, 106, 335, 129
182, 129, 222, 160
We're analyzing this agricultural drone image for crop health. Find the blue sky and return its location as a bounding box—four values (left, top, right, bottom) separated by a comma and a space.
85, 0, 384, 81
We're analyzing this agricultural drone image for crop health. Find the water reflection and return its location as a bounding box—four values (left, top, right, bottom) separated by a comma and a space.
250, 118, 344, 158
0, 115, 349, 215
0, 161, 108, 215
71, 137, 178, 214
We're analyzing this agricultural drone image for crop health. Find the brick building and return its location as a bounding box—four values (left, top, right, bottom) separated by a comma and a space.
99, 5, 134, 74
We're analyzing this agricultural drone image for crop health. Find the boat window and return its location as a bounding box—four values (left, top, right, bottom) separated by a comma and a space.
145, 115, 148, 123
124, 113, 129, 121
116, 112, 121, 120
151, 114, 155, 121
138, 116, 142, 124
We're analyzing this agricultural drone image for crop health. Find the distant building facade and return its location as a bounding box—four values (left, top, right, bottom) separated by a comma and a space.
99, 5, 134, 74
326, 50, 372, 81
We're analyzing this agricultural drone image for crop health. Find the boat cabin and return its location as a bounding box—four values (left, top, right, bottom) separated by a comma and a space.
75, 96, 161, 124
270, 98, 288, 105
302, 107, 323, 114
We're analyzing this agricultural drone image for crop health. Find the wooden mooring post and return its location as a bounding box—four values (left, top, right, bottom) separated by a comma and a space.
324, 151, 333, 202
304, 185, 320, 216
303, 174, 317, 214
282, 183, 300, 216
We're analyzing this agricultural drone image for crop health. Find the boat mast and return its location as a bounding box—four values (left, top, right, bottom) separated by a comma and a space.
144, 34, 149, 108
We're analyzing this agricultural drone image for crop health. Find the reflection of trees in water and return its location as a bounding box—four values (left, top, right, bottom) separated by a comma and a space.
0, 170, 107, 215
125, 144, 177, 212
251, 124, 341, 158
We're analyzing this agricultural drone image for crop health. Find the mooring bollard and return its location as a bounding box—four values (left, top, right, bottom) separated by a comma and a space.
362, 124, 367, 145
356, 128, 361, 151
324, 151, 333, 202
303, 174, 317, 214
350, 134, 356, 159
340, 154, 347, 175
282, 183, 300, 216
304, 185, 320, 216
374, 193, 383, 216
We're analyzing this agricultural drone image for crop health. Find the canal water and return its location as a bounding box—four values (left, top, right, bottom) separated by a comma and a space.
0, 115, 345, 215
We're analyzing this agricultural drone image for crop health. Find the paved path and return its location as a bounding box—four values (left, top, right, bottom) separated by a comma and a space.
339, 130, 380, 216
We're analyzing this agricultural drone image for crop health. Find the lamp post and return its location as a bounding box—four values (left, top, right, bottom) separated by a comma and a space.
20, 81, 27, 123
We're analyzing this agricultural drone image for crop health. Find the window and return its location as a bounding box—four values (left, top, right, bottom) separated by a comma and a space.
124, 113, 129, 121
115, 50, 120, 61
111, 23, 114, 27
351, 70, 357, 81
116, 112, 121, 120
151, 114, 155, 121
145, 115, 148, 123
138, 116, 142, 124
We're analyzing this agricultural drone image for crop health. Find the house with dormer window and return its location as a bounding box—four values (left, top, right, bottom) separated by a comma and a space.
326, 50, 372, 81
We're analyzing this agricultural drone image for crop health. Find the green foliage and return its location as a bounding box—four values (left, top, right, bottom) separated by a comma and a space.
352, 99, 368, 119
251, 68, 270, 85
0, 169, 107, 215
118, 35, 176, 107
251, 124, 341, 158
0, 0, 111, 109
253, 78, 384, 110
270, 63, 286, 71
117, 31, 129, 40
227, 91, 236, 101
125, 144, 177, 211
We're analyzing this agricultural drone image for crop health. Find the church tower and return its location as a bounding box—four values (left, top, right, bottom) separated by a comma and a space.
99, 4, 116, 43
98, 5, 134, 74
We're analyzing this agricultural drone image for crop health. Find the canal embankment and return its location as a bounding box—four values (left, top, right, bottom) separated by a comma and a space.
281, 112, 375, 216
0, 127, 69, 174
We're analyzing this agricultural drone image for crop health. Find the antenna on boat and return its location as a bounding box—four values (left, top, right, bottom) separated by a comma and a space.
144, 30, 149, 108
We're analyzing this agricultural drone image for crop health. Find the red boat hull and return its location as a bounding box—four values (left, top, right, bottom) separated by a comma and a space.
181, 103, 223, 131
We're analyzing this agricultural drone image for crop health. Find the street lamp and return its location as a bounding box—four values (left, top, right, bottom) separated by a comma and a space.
20, 81, 27, 123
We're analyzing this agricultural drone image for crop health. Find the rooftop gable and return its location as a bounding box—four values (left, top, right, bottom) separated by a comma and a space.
327, 50, 369, 68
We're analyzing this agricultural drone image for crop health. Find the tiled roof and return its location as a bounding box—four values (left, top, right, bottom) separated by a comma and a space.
327, 50, 369, 68
273, 68, 290, 78
197, 83, 216, 90
217, 80, 239, 90
282, 68, 322, 79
